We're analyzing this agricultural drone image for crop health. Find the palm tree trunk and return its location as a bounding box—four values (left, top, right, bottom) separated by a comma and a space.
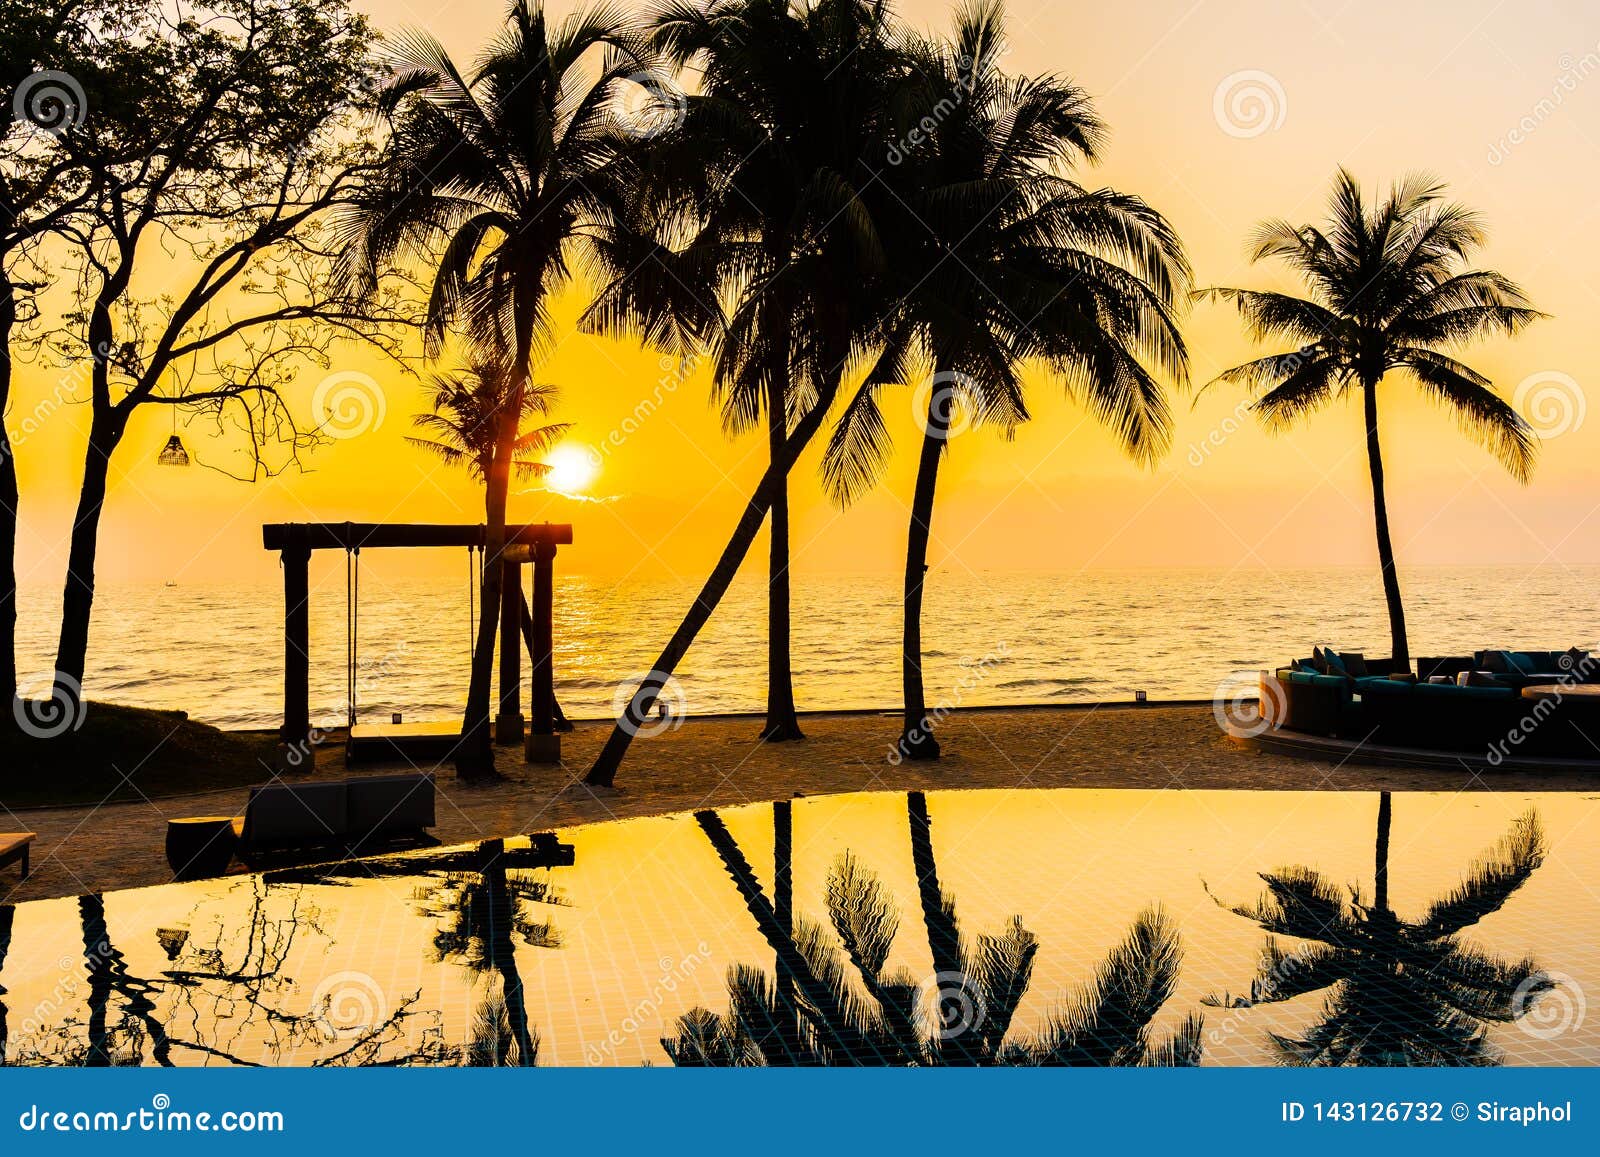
694, 808, 869, 1062
0, 282, 19, 709
908, 790, 979, 1065
54, 413, 123, 695
458, 469, 508, 778
480, 843, 537, 1066
772, 799, 799, 1056
585, 385, 837, 788
900, 389, 948, 760
458, 304, 536, 778
1374, 790, 1392, 912
907, 792, 960, 978
762, 357, 803, 741
1363, 382, 1409, 667
80, 894, 114, 1067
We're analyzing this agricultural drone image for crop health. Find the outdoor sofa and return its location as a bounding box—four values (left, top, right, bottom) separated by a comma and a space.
230, 773, 437, 865
1261, 647, 1599, 758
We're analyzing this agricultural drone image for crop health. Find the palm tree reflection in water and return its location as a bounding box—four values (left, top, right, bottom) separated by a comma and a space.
413, 839, 567, 1066
666, 792, 1203, 1066
1206, 794, 1556, 1065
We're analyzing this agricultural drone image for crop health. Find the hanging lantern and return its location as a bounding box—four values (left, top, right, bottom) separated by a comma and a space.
156, 927, 190, 960
157, 434, 190, 466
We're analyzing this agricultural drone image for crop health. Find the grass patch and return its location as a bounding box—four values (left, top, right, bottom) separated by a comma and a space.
2, 701, 278, 808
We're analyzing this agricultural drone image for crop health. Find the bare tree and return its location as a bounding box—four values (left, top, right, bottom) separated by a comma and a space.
37, 0, 410, 700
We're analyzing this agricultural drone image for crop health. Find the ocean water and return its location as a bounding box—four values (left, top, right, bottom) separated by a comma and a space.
14, 566, 1600, 731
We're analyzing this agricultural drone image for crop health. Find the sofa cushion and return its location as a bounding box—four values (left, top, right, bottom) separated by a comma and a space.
347, 774, 435, 836
1319, 649, 1349, 677
1480, 650, 1515, 673
1338, 652, 1369, 677
1515, 651, 1555, 673
243, 782, 348, 844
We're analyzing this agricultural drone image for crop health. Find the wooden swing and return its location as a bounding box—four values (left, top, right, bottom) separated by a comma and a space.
263, 522, 573, 766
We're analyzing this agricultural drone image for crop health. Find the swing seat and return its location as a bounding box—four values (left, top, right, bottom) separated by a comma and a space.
347, 719, 464, 766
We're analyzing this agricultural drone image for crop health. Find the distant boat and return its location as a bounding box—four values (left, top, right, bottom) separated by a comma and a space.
164, 580, 178, 588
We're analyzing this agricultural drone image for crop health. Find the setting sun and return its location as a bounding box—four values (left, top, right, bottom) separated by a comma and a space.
544, 443, 599, 495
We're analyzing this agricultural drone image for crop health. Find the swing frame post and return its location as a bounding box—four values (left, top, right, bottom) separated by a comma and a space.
279, 534, 313, 754
526, 537, 559, 764
495, 559, 524, 745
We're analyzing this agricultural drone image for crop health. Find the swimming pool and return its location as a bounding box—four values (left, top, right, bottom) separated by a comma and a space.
0, 788, 1591, 1066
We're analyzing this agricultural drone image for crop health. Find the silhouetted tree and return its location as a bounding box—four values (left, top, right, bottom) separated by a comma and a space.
0, 903, 13, 1062
587, 0, 907, 786
413, 840, 566, 1067
824, 0, 1188, 758
340, 0, 650, 777
39, 0, 405, 703
595, 0, 914, 742
0, 0, 148, 712
407, 359, 568, 487
1202, 171, 1542, 665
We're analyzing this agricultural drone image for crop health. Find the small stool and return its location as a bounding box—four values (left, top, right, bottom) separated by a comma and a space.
165, 817, 237, 881
0, 832, 36, 879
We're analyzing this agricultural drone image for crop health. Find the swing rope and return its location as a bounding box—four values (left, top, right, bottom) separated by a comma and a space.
345, 543, 360, 729
467, 545, 477, 657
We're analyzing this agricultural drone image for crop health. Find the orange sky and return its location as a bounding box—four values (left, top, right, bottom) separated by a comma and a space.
11, 0, 1600, 589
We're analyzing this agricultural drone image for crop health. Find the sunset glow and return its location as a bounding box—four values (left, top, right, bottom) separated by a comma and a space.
544, 444, 599, 496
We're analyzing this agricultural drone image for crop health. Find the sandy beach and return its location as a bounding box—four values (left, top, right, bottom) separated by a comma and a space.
7, 702, 1597, 905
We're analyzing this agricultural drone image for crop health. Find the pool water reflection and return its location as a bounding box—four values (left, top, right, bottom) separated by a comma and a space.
0, 789, 1593, 1066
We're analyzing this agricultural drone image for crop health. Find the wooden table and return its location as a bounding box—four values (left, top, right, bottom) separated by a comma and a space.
0, 832, 35, 879
165, 816, 237, 881
1521, 683, 1600, 700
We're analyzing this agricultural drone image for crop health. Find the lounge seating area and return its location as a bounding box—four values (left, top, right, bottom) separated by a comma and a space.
1259, 647, 1600, 762
165, 773, 438, 880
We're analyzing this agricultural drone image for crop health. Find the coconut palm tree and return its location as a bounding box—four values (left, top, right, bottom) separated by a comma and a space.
670, 796, 1202, 1065
584, 0, 909, 785
1205, 796, 1555, 1066
339, 0, 650, 776
1201, 171, 1542, 666
407, 359, 569, 488
822, 1, 1188, 759
606, 0, 896, 743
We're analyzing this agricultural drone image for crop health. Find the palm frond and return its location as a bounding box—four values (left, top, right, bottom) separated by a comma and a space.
1418, 810, 1545, 937
1403, 349, 1537, 481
